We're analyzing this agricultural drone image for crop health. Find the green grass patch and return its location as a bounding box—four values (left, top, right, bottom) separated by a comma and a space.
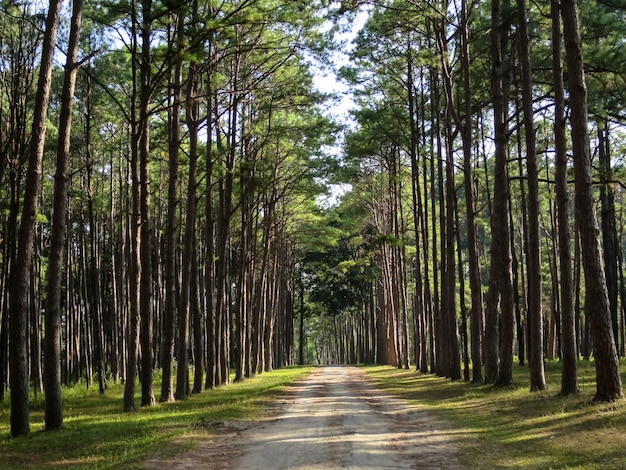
364, 360, 626, 469
0, 366, 312, 469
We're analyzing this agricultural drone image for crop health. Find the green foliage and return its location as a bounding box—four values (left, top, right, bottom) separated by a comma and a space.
299, 200, 380, 316
579, 0, 626, 120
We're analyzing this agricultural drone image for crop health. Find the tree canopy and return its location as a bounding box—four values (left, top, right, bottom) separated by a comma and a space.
1, 0, 626, 437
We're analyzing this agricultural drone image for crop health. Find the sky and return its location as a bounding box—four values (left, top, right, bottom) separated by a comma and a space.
313, 8, 370, 208
312, 9, 370, 124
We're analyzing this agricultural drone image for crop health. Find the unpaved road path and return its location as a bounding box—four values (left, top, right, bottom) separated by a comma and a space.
143, 366, 465, 469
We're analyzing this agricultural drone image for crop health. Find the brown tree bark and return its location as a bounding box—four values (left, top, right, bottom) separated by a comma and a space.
214, 68, 237, 387
175, 11, 204, 397
204, 44, 217, 390
485, 0, 515, 386
124, 0, 142, 412
460, 0, 484, 384
0, 5, 39, 402
517, 0, 546, 391
83, 63, 107, 395
235, 121, 253, 383
420, 68, 435, 374
138, 0, 155, 407
9, 0, 63, 437
443, 112, 461, 380
561, 0, 623, 401
175, 62, 200, 400
406, 41, 428, 373
44, 0, 83, 430
551, 0, 578, 393
160, 7, 184, 404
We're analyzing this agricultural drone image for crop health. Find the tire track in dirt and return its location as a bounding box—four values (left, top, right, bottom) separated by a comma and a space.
143, 366, 466, 469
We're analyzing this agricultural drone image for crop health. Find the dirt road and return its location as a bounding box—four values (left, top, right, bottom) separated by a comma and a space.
144, 366, 465, 469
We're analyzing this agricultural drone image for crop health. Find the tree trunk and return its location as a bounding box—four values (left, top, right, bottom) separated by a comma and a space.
517, 0, 546, 391
188, 1, 204, 395
512, 96, 528, 370
561, 0, 623, 401
460, 0, 484, 384
407, 43, 427, 373
204, 46, 217, 390
176, 53, 201, 398
44, 0, 83, 429
443, 112, 461, 381
138, 0, 155, 407
486, 0, 515, 386
9, 0, 63, 437
160, 7, 184, 403
124, 1, 142, 412
215, 90, 237, 387
84, 65, 107, 395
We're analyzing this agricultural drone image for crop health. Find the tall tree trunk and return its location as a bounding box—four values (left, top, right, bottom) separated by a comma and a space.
517, 0, 546, 391
406, 42, 427, 373
513, 97, 528, 369
460, 0, 484, 384
176, 57, 200, 399
485, 0, 515, 386
124, 0, 142, 412
0, 3, 37, 403
160, 7, 184, 403
84, 66, 107, 395
9, 0, 63, 437
561, 0, 623, 401
421, 84, 434, 373
188, 0, 204, 395
424, 65, 436, 373
44, 0, 83, 430
204, 47, 217, 390
430, 58, 444, 375
109, 154, 122, 384
215, 80, 237, 387
139, 0, 155, 407
235, 134, 253, 382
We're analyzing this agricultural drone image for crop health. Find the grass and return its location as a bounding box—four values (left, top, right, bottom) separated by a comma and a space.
364, 359, 626, 469
0, 366, 312, 469
3, 361, 626, 469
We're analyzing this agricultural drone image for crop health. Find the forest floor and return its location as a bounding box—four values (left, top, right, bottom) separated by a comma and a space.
142, 366, 465, 469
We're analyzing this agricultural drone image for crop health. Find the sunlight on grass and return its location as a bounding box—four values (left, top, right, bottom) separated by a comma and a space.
364, 360, 626, 469
3, 361, 626, 469
0, 366, 312, 469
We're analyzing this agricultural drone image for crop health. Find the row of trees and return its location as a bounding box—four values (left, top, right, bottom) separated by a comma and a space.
302, 0, 625, 401
2, 0, 625, 440
1, 0, 340, 437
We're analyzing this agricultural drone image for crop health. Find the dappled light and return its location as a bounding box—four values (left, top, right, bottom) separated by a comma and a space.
1, 0, 626, 467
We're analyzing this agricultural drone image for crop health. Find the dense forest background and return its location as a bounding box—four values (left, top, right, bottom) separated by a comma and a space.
1, 0, 625, 437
